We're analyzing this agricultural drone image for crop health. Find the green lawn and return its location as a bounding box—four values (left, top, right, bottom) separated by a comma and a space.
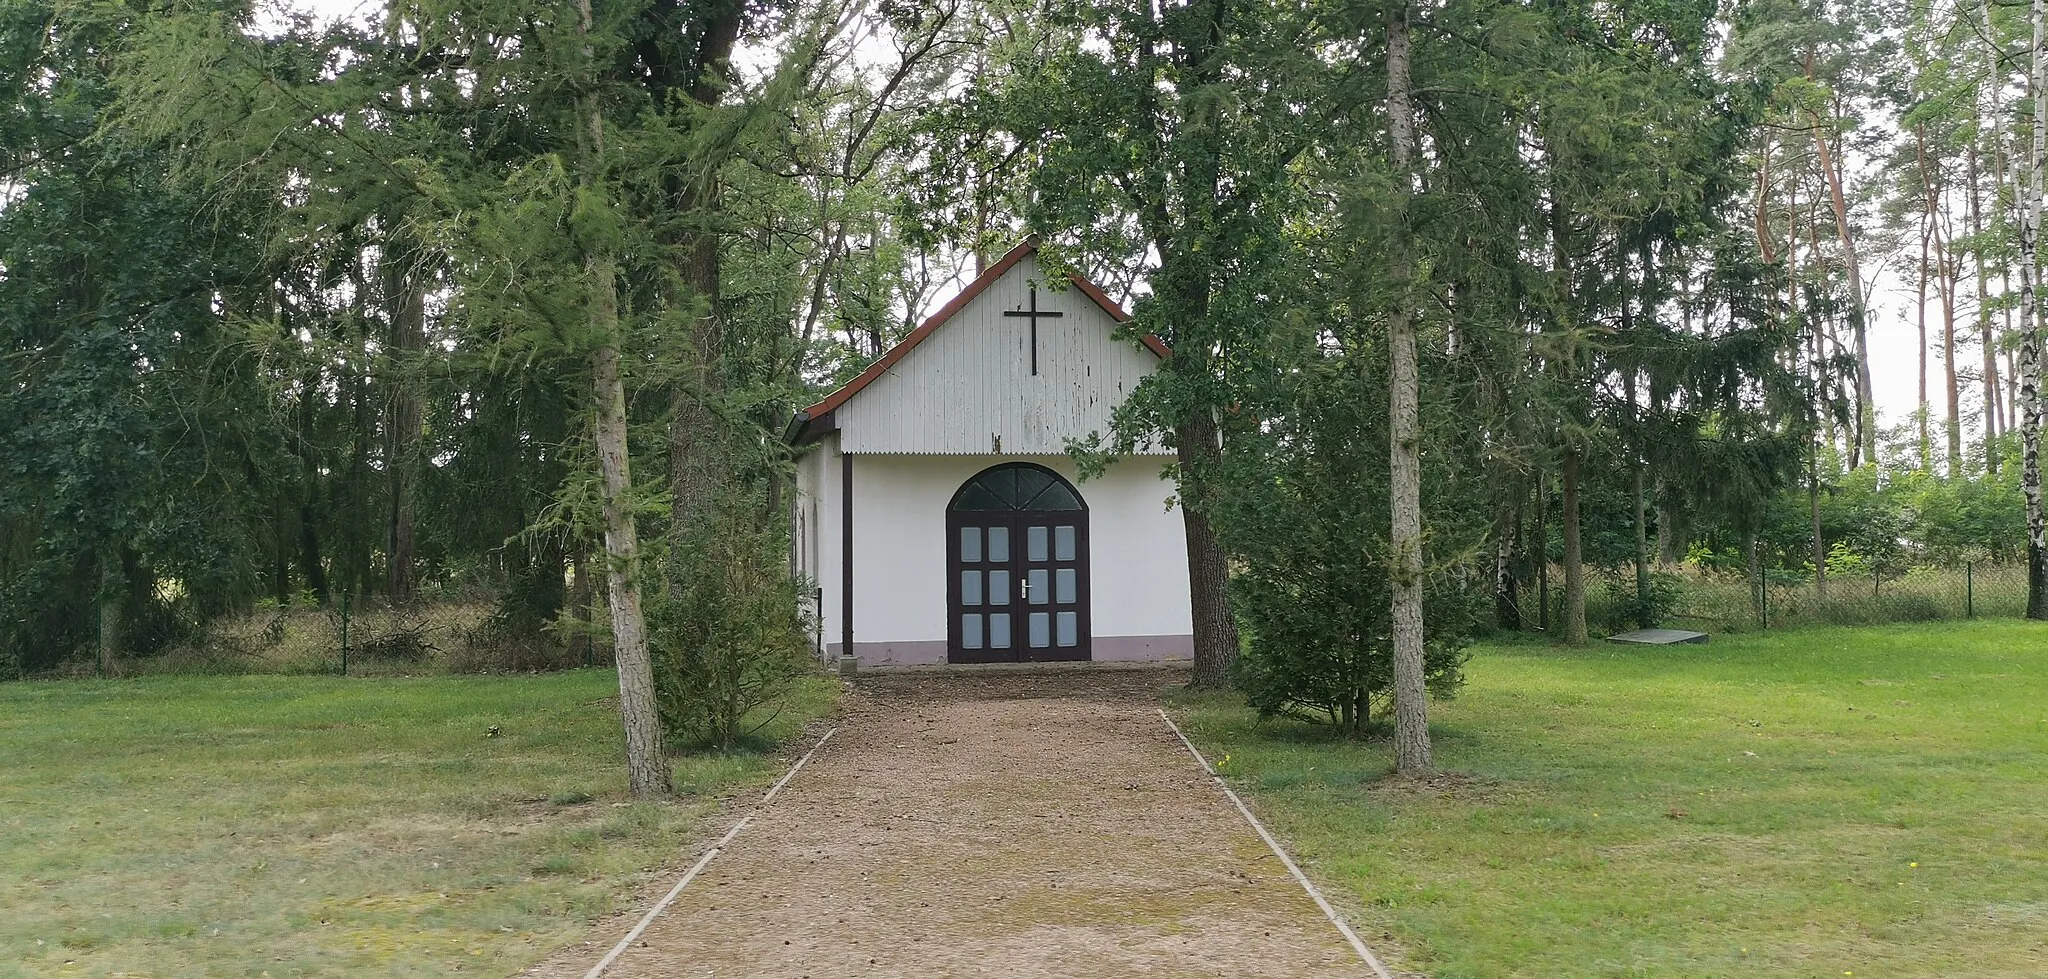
0, 670, 836, 977
1173, 622, 2048, 979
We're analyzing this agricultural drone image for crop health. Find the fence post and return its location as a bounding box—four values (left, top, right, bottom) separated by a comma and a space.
1761, 577, 1769, 630
1967, 562, 1975, 619
339, 592, 350, 677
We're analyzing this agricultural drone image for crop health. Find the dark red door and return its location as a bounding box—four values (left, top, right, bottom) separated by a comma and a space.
947, 464, 1089, 664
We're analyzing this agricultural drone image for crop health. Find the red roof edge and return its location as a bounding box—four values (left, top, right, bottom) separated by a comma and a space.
789, 238, 1168, 444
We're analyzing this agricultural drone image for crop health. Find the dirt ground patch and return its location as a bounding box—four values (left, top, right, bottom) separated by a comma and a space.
526, 668, 1383, 978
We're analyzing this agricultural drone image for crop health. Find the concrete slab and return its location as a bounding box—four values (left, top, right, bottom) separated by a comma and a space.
1607, 628, 1709, 645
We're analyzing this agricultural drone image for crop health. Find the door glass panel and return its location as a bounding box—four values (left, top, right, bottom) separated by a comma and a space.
960, 526, 981, 563
987, 526, 1009, 562
988, 570, 1011, 606
962, 614, 983, 649
1027, 569, 1049, 605
1029, 612, 1050, 648
1054, 525, 1076, 561
962, 570, 982, 606
989, 613, 1011, 649
1055, 568, 1076, 604
1057, 611, 1078, 647
1027, 526, 1049, 562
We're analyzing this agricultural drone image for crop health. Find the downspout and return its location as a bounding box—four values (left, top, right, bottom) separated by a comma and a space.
841, 451, 855, 663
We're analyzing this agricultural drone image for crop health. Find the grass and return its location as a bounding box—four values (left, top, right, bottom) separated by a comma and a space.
1172, 621, 2048, 978
0, 669, 838, 977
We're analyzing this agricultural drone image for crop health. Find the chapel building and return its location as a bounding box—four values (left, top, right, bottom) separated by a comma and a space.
787, 238, 1196, 666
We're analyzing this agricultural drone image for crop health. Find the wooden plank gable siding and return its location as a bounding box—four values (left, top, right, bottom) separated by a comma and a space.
835, 254, 1169, 455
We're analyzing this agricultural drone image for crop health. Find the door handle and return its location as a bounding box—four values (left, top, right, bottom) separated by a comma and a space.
1020, 577, 1032, 599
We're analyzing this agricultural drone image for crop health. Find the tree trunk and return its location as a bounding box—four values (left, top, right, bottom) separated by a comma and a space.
666, 14, 743, 547
1915, 127, 1933, 472
272, 501, 293, 606
2024, 0, 2048, 618
382, 239, 425, 604
297, 504, 328, 606
582, 0, 669, 798
1656, 488, 1682, 570
1384, 0, 1430, 775
1938, 222, 1963, 475
1811, 444, 1827, 596
97, 546, 123, 675
1754, 128, 1776, 265
594, 333, 670, 798
568, 544, 594, 664
1625, 362, 1650, 625
1494, 485, 1520, 630
668, 225, 726, 543
1745, 526, 1764, 626
1809, 64, 1877, 467
1632, 466, 1651, 627
1178, 414, 1240, 689
1560, 449, 1588, 645
1535, 466, 1550, 630
345, 327, 378, 598
1971, 139, 2000, 474
1983, 0, 2006, 474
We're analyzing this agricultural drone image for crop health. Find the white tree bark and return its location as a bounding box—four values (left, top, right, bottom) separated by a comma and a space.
2023, 0, 2048, 618
1982, 0, 2005, 474
1385, 0, 1431, 776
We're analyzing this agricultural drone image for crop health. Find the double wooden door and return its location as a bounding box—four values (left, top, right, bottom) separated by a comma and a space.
948, 509, 1090, 663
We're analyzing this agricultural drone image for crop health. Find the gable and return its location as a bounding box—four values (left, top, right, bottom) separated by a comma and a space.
792, 241, 1171, 455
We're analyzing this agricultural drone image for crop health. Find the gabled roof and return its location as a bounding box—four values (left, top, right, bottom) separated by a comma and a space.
786, 237, 1169, 445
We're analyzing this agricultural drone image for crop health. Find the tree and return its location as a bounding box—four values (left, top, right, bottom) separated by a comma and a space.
2023, 0, 2048, 617
1380, 0, 1429, 772
991, 0, 1334, 688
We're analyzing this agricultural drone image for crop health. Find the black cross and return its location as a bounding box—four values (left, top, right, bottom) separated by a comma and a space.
1003, 282, 1064, 376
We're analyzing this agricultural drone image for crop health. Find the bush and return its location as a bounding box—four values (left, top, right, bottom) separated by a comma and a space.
1201, 350, 1485, 736
1232, 569, 1476, 734
649, 498, 818, 750
1596, 569, 1683, 633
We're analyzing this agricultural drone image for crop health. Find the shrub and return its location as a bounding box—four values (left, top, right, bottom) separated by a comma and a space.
1824, 541, 1874, 579
1232, 567, 1476, 734
648, 498, 818, 750
1201, 351, 1485, 736
1596, 569, 1683, 633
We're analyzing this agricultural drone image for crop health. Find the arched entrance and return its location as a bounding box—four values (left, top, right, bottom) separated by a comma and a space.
947, 463, 1090, 663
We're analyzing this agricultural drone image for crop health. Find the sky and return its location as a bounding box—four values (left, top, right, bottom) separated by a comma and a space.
271, 0, 1939, 435
1866, 250, 1973, 437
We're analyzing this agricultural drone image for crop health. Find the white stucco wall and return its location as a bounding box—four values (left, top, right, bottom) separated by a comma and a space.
790, 431, 836, 648
794, 448, 1194, 666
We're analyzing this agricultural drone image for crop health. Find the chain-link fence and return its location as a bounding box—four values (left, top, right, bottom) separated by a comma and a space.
1504, 563, 2030, 635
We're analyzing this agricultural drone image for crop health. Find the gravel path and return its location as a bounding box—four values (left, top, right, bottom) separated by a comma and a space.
535, 669, 1383, 979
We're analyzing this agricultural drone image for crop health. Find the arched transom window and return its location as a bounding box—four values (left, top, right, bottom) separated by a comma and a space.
949, 462, 1086, 512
